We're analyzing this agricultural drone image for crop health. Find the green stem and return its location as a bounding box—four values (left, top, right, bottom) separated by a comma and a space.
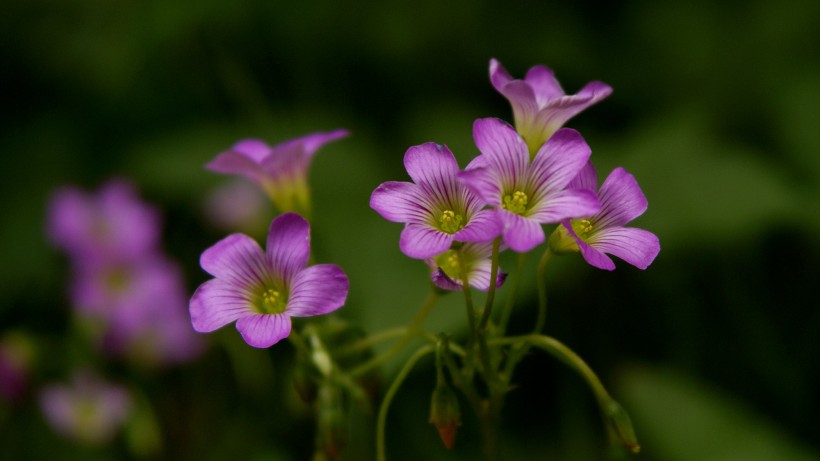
456, 250, 478, 347
479, 237, 502, 332
533, 248, 552, 334
350, 291, 439, 377
376, 345, 435, 461
498, 253, 527, 334
334, 327, 406, 357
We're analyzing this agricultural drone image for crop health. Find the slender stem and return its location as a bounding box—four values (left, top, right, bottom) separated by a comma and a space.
376, 345, 435, 461
533, 248, 552, 334
479, 237, 502, 331
350, 291, 439, 377
334, 327, 406, 356
456, 250, 477, 346
498, 253, 527, 334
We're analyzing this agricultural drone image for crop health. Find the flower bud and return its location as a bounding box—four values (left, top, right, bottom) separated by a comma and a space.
603, 399, 640, 453
429, 383, 461, 449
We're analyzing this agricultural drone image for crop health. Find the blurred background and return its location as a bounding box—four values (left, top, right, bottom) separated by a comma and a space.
1, 0, 818, 459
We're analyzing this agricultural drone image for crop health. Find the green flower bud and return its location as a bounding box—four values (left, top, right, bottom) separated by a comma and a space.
429, 383, 461, 449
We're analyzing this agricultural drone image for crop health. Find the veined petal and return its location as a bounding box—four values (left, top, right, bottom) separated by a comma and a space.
236, 313, 292, 348
431, 269, 463, 292
400, 224, 453, 259
595, 167, 649, 229
529, 189, 600, 223
590, 227, 660, 270
370, 181, 429, 223
403, 143, 461, 187
206, 151, 264, 182
266, 213, 310, 283
189, 279, 252, 332
458, 166, 502, 207
524, 65, 565, 107
534, 81, 613, 135
287, 264, 349, 317
465, 258, 507, 291
454, 209, 502, 243
577, 239, 617, 271
500, 211, 545, 253
529, 128, 592, 196
489, 58, 514, 91
568, 161, 598, 192
473, 118, 529, 189
200, 233, 269, 288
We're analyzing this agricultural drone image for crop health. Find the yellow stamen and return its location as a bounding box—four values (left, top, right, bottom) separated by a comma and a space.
439, 210, 464, 234
502, 190, 529, 215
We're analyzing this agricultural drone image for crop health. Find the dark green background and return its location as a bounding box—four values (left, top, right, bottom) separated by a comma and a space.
2, 0, 818, 459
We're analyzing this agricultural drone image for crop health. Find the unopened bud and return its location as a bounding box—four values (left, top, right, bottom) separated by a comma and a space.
429, 383, 461, 449
603, 399, 640, 453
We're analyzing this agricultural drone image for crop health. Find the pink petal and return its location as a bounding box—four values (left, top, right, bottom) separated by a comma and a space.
500, 211, 545, 253
590, 227, 660, 270
287, 264, 349, 317
399, 223, 453, 259
472, 118, 529, 190
529, 189, 601, 223
577, 239, 617, 271
524, 65, 565, 107
266, 213, 310, 283
206, 151, 265, 183
232, 139, 271, 162
568, 161, 599, 192
595, 167, 649, 229
403, 143, 461, 187
236, 313, 292, 348
454, 209, 502, 243
370, 181, 429, 223
533, 81, 613, 138
458, 166, 502, 207
529, 128, 593, 196
200, 233, 269, 287
189, 279, 252, 332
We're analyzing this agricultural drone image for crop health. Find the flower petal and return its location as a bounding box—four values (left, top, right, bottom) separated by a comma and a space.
403, 143, 461, 187
431, 268, 463, 292
454, 209, 502, 243
473, 118, 529, 190
577, 239, 617, 271
595, 167, 649, 228
400, 223, 453, 259
568, 161, 598, 192
235, 313, 292, 348
266, 213, 310, 283
287, 264, 349, 317
370, 181, 429, 223
529, 128, 593, 196
590, 227, 660, 270
189, 279, 252, 332
524, 65, 565, 107
529, 188, 601, 223
200, 233, 269, 287
232, 139, 271, 162
532, 81, 613, 138
500, 211, 545, 253
465, 258, 507, 291
458, 166, 502, 207
206, 151, 264, 182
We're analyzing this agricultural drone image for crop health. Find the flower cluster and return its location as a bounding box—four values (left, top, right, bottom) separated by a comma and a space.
48, 180, 202, 365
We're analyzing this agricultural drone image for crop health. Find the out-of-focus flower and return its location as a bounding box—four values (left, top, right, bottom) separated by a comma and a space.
206, 130, 349, 216
190, 213, 349, 348
370, 142, 500, 259
47, 180, 160, 266
0, 333, 34, 402
203, 179, 271, 233
458, 118, 600, 253
489, 58, 612, 155
39, 371, 132, 444
549, 162, 660, 270
427, 242, 506, 292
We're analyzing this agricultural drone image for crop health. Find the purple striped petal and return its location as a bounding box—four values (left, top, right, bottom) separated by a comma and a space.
236, 313, 292, 348
189, 279, 252, 332
529, 189, 601, 223
524, 65, 565, 106
500, 211, 545, 253
458, 166, 502, 207
370, 181, 428, 223
454, 209, 501, 243
200, 233, 269, 288
266, 213, 310, 283
489, 58, 514, 91
534, 81, 613, 134
590, 227, 660, 270
299, 129, 350, 156
431, 269, 463, 292
400, 223, 453, 259
577, 239, 617, 271
473, 118, 529, 189
568, 161, 598, 192
595, 168, 649, 229
403, 143, 461, 186
287, 264, 349, 317
529, 128, 593, 196
465, 258, 507, 291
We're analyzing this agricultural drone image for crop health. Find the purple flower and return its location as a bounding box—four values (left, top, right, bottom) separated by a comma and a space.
427, 242, 507, 292
490, 58, 612, 155
47, 180, 160, 265
206, 130, 349, 214
370, 142, 501, 259
458, 118, 601, 253
549, 162, 660, 270
39, 371, 132, 444
190, 213, 350, 348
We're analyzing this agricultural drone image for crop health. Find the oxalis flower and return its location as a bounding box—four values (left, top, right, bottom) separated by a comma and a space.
370, 142, 501, 259
548, 162, 660, 270
427, 242, 507, 292
490, 58, 612, 156
189, 213, 349, 348
459, 118, 601, 253
206, 130, 349, 215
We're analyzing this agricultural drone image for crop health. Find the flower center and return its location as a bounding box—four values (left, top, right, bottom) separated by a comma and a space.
438, 210, 464, 234
571, 218, 593, 238
502, 191, 529, 215
435, 250, 461, 280
257, 288, 287, 314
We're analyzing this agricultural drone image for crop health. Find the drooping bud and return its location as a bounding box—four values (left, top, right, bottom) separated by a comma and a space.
603, 399, 640, 453
429, 382, 461, 449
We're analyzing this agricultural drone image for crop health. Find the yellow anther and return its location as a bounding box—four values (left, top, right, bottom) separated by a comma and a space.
258, 288, 286, 314
502, 190, 529, 215
571, 219, 593, 236
438, 210, 464, 234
